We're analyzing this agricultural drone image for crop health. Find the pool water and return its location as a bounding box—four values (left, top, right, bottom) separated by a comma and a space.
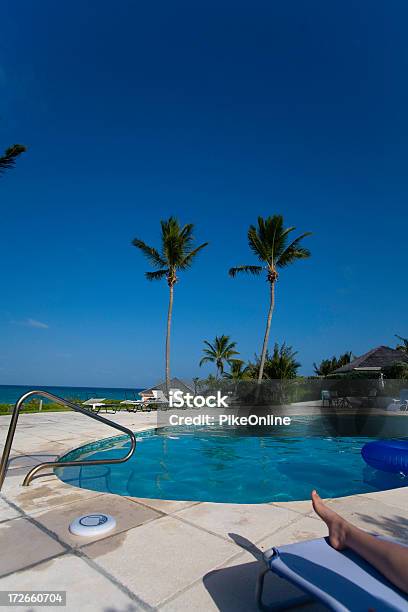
55, 422, 407, 504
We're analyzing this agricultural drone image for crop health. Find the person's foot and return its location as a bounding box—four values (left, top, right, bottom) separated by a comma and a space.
311, 490, 349, 550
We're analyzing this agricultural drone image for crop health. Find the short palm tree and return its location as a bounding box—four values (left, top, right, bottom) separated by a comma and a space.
0, 144, 26, 176
132, 217, 208, 392
313, 351, 353, 377
395, 335, 408, 352
229, 215, 311, 382
199, 335, 240, 377
246, 343, 301, 380
223, 360, 250, 380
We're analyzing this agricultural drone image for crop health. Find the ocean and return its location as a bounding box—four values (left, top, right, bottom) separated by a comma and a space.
0, 385, 143, 405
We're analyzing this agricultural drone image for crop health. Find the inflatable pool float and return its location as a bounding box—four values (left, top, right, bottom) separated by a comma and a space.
361, 440, 408, 474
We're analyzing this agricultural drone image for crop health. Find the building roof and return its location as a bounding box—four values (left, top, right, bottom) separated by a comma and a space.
140, 377, 194, 395
333, 345, 408, 373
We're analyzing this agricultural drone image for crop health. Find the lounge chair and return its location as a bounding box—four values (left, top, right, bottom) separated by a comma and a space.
82, 398, 107, 413
139, 390, 169, 411
321, 390, 338, 408
392, 389, 408, 412
256, 536, 408, 611
120, 391, 144, 412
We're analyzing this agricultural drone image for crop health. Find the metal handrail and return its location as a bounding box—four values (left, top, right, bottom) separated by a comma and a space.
0, 390, 137, 490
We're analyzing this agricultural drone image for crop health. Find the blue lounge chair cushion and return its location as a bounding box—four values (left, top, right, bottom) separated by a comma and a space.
266, 536, 408, 612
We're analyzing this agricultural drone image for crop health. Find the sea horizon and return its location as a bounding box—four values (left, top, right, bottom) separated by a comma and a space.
0, 384, 143, 405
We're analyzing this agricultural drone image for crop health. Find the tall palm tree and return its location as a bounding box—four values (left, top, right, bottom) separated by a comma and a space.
132, 217, 208, 392
199, 335, 240, 377
229, 215, 311, 383
0, 144, 26, 176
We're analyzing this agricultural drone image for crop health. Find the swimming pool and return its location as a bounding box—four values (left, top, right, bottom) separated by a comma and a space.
55, 420, 407, 504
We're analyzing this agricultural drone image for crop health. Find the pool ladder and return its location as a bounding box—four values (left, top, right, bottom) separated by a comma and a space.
0, 390, 137, 491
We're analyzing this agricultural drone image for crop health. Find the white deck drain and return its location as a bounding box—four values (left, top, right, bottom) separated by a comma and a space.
69, 514, 116, 537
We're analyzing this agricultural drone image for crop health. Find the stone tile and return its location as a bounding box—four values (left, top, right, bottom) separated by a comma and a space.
12, 434, 64, 449
83, 516, 237, 606
271, 499, 316, 515
175, 502, 300, 543
257, 515, 329, 553
6, 451, 66, 476
11, 441, 68, 457
3, 476, 103, 514
128, 496, 199, 514
160, 549, 325, 612
0, 554, 142, 612
360, 487, 408, 512
0, 470, 31, 495
0, 517, 65, 576
33, 432, 88, 444
33, 494, 161, 547
325, 495, 408, 543
6, 454, 38, 470
0, 498, 21, 522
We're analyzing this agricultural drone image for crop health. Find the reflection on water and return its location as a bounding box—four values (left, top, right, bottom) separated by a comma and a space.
55, 417, 408, 504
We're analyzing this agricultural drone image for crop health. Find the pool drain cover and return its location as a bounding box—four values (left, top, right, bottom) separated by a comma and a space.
69, 513, 116, 536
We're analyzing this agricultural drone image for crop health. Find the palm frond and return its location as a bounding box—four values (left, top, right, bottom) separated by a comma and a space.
248, 225, 270, 262
224, 349, 240, 359
161, 217, 183, 266
179, 223, 194, 247
277, 232, 312, 268
203, 340, 216, 353
229, 265, 263, 277
132, 238, 167, 268
145, 269, 168, 281
179, 242, 209, 269
0, 144, 26, 176
395, 334, 408, 351
199, 356, 213, 367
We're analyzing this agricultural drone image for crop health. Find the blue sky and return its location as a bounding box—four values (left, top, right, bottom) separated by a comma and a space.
1, 1, 407, 388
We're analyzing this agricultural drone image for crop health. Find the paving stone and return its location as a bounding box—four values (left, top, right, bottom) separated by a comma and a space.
33, 494, 161, 547
83, 515, 237, 606
0, 518, 65, 576
271, 499, 317, 515
257, 515, 329, 552
0, 554, 142, 612
128, 496, 199, 514
3, 476, 103, 514
160, 548, 325, 612
324, 495, 408, 543
0, 498, 21, 523
175, 501, 300, 542
361, 487, 408, 512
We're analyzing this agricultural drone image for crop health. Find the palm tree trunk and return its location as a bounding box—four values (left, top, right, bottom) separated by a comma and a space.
165, 284, 174, 394
258, 281, 275, 383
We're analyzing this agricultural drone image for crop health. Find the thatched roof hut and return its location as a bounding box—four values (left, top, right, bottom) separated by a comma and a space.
140, 377, 193, 399
333, 346, 408, 374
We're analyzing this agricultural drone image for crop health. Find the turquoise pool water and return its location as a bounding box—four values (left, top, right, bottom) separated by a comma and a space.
55, 419, 407, 503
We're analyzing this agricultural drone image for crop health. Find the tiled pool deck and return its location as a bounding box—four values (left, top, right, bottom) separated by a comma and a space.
1, 411, 407, 611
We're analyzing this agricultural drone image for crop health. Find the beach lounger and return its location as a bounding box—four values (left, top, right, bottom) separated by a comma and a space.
392, 389, 408, 412
120, 399, 144, 412
256, 536, 408, 611
82, 398, 107, 413
321, 390, 338, 408
120, 391, 144, 412
82, 398, 120, 414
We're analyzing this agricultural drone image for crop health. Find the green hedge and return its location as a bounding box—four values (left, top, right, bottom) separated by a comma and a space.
0, 398, 128, 415
0, 402, 71, 414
